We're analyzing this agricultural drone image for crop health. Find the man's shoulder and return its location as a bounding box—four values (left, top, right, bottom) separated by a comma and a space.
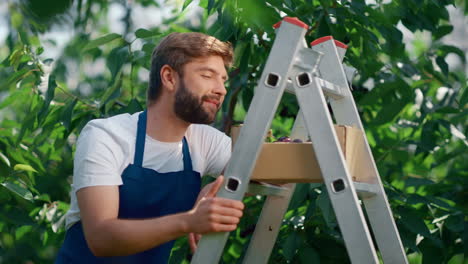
79, 112, 140, 145
188, 124, 229, 138
85, 112, 139, 132
187, 124, 231, 151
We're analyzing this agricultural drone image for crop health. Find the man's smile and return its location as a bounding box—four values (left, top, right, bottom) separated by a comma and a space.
203, 99, 220, 109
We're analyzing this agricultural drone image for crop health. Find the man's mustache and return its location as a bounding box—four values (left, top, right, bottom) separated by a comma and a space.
201, 95, 222, 108
202, 95, 221, 102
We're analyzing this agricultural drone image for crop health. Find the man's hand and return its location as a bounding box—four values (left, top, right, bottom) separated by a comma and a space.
186, 176, 244, 252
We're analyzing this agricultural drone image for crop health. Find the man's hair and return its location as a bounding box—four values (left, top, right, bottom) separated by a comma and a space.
147, 32, 234, 105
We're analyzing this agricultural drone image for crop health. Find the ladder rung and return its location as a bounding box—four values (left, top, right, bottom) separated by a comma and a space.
353, 182, 378, 198
249, 181, 378, 198
317, 78, 346, 99
285, 77, 346, 99
247, 181, 292, 197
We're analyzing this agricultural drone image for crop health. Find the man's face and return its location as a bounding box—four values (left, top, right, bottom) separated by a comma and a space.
174, 56, 228, 124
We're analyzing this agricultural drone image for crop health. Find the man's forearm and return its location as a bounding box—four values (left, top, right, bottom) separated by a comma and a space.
85, 212, 190, 257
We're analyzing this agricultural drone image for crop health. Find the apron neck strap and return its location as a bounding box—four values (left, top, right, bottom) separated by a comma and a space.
182, 137, 193, 172
134, 110, 147, 166
135, 110, 193, 171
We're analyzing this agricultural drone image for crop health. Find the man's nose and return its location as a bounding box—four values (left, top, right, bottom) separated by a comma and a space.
214, 79, 227, 96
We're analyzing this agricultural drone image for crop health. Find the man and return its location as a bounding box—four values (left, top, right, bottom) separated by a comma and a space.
55, 32, 244, 263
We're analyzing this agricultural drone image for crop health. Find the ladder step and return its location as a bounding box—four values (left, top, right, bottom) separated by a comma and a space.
247, 181, 292, 197
249, 181, 378, 198
285, 77, 346, 99
353, 182, 379, 198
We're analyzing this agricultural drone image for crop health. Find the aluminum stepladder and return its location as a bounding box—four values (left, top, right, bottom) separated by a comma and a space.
191, 17, 408, 264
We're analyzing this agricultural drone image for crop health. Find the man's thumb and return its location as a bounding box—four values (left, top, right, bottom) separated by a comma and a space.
206, 176, 224, 197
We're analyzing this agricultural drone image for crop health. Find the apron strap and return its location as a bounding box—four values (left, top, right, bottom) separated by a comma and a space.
135, 110, 193, 171
134, 110, 147, 166
182, 137, 193, 172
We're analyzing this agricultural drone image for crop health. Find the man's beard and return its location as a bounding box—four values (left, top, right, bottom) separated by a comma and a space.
174, 80, 220, 124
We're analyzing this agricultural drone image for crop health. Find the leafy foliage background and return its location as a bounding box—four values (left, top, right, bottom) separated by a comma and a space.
0, 0, 466, 263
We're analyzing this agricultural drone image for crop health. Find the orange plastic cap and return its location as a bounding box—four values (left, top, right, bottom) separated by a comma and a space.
310, 36, 348, 49
273, 17, 309, 30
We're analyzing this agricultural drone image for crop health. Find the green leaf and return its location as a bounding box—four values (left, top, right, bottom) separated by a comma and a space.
116, 98, 143, 115
406, 194, 429, 205
5, 68, 30, 86
288, 183, 309, 210
233, 41, 248, 68
13, 164, 38, 173
226, 241, 243, 258
419, 238, 444, 264
135, 28, 160, 39
107, 46, 130, 82
0, 87, 29, 110
398, 207, 431, 237
182, 0, 193, 10
38, 75, 58, 124
169, 238, 190, 263
298, 245, 320, 264
426, 195, 455, 210
460, 83, 468, 107
35, 194, 51, 203
142, 42, 156, 55
405, 177, 435, 188
42, 230, 49, 246
8, 48, 24, 67
282, 231, 301, 261
445, 213, 464, 232
417, 121, 438, 154
37, 46, 44, 55
45, 75, 57, 104
100, 74, 122, 110
439, 45, 466, 63
372, 99, 409, 125
464, 221, 468, 257
207, 0, 216, 13
15, 225, 32, 240
61, 98, 78, 130
435, 56, 448, 77
433, 25, 453, 40
398, 223, 419, 252
1, 181, 33, 201
0, 152, 10, 167
317, 188, 336, 228
83, 33, 122, 51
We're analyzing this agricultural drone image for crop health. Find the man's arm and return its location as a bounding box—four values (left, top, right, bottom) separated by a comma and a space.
78, 176, 243, 257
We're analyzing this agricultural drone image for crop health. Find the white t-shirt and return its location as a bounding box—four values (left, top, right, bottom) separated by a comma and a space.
64, 112, 232, 229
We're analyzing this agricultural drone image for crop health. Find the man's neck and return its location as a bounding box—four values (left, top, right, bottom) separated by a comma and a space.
146, 102, 190, 143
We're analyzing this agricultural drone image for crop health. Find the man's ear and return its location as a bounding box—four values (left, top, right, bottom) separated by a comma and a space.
160, 65, 178, 93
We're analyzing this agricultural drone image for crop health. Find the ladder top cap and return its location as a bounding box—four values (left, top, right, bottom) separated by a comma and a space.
311, 36, 348, 49
273, 17, 308, 30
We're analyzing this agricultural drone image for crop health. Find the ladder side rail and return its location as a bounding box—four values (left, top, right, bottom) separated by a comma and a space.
243, 102, 314, 264
333, 71, 409, 264
242, 183, 296, 264
293, 71, 379, 264
311, 38, 361, 127
312, 39, 408, 264
190, 20, 309, 264
290, 109, 308, 141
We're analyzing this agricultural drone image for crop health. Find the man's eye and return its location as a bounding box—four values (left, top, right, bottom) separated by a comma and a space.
202, 75, 212, 79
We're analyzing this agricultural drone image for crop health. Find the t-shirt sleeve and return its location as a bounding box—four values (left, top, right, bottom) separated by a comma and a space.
72, 121, 125, 192
202, 127, 232, 177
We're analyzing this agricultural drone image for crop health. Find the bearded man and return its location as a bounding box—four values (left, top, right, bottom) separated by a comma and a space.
55, 32, 244, 263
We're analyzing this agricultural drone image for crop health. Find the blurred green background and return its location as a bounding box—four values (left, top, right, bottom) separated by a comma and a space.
0, 0, 466, 263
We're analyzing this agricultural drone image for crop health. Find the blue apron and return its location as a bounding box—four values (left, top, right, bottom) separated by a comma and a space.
56, 110, 201, 263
